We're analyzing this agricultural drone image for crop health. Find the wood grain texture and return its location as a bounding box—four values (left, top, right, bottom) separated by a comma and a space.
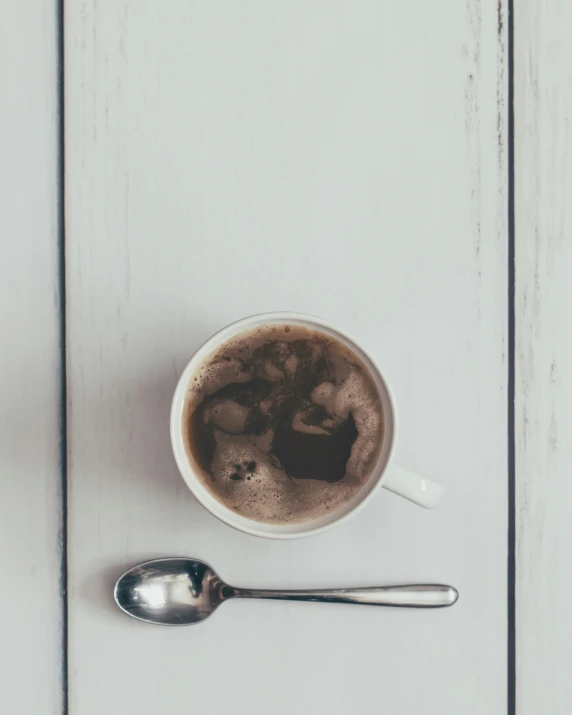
516, 2, 572, 713
0, 3, 63, 713
66, 2, 508, 713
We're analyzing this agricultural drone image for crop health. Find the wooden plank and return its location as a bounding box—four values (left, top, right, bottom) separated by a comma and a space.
515, 2, 572, 713
66, 2, 508, 713
0, 3, 63, 713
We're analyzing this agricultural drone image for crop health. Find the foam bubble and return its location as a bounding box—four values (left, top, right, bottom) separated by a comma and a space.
198, 359, 251, 397
204, 399, 250, 434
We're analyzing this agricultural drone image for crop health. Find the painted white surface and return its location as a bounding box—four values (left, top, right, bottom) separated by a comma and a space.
516, 2, 572, 713
66, 2, 508, 713
0, 3, 62, 713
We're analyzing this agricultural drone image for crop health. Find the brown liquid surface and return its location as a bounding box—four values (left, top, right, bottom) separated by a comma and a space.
183, 324, 383, 524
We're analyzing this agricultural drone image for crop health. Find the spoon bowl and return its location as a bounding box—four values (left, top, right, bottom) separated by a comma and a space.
114, 558, 228, 626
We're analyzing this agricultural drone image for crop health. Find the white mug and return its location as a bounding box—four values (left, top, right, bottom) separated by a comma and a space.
170, 312, 442, 539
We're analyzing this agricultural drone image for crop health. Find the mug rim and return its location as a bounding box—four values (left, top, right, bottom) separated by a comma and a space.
170, 312, 397, 539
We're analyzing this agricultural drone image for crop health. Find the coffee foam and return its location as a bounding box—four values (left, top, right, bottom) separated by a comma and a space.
208, 430, 361, 523
183, 324, 384, 524
312, 370, 382, 480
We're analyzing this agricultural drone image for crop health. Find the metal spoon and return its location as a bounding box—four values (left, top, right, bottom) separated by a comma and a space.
114, 558, 458, 626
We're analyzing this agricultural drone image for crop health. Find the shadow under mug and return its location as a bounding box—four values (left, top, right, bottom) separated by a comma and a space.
170, 312, 442, 539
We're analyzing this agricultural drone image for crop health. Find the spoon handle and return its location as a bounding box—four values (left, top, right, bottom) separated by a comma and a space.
233, 584, 458, 608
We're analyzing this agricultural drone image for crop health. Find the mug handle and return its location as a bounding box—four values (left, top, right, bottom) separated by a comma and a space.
382, 466, 443, 509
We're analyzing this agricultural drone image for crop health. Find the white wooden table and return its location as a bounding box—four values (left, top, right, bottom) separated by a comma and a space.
1, 2, 571, 713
